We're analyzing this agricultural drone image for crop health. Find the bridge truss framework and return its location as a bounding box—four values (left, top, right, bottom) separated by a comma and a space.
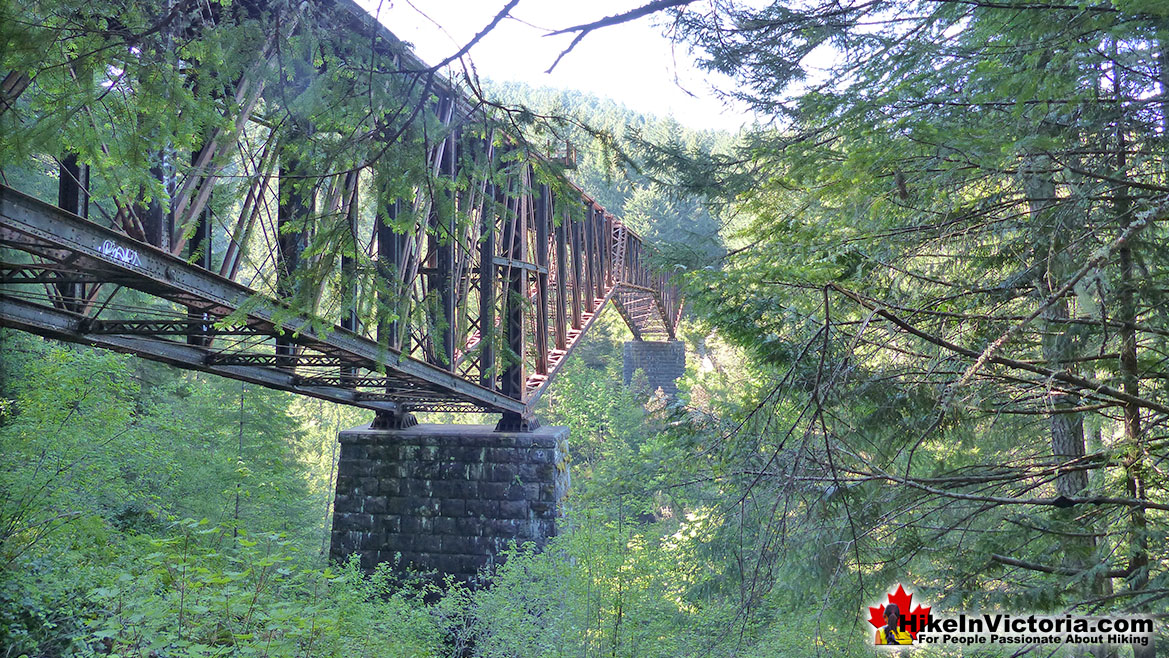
0, 0, 682, 429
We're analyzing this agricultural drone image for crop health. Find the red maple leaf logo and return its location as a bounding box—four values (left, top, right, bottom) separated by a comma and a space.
867, 584, 932, 641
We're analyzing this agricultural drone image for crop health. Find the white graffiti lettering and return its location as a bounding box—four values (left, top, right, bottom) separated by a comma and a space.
99, 239, 142, 268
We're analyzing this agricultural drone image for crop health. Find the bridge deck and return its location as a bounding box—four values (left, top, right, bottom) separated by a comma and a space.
0, 183, 664, 417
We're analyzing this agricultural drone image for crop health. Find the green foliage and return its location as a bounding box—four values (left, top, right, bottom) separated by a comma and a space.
2, 517, 445, 657
654, 0, 1169, 650
78, 522, 441, 658
0, 331, 320, 545
0, 332, 443, 656
538, 312, 646, 491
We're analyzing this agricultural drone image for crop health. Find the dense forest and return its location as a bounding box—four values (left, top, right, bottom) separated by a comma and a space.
2, 0, 1168, 656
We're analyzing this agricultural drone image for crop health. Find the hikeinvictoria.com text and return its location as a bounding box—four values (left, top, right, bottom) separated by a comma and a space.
908, 613, 1153, 648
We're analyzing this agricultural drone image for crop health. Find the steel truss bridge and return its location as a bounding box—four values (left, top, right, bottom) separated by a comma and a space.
0, 0, 682, 429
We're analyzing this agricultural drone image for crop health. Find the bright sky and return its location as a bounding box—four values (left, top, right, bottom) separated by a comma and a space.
354, 0, 752, 132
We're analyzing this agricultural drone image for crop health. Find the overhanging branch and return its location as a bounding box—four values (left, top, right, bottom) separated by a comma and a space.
544, 0, 697, 73
991, 553, 1132, 578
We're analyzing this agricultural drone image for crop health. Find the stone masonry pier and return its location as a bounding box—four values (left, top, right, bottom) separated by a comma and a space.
330, 423, 570, 583
623, 340, 686, 396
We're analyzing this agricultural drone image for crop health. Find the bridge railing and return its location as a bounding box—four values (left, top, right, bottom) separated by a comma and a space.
0, 0, 682, 426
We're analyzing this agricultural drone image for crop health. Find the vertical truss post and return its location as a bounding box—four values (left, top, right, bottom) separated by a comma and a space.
553, 206, 569, 350
500, 174, 526, 401
570, 208, 584, 329
599, 213, 607, 287
635, 244, 644, 287
378, 198, 403, 351
479, 180, 497, 390
190, 199, 212, 270
582, 202, 595, 312
626, 231, 634, 284
276, 153, 312, 369
340, 171, 360, 384
435, 124, 457, 370
592, 206, 605, 302
143, 159, 174, 251
496, 167, 539, 434
0, 71, 31, 118
534, 183, 550, 374
613, 218, 620, 283
618, 223, 625, 279
56, 154, 88, 313
372, 194, 417, 430
187, 150, 213, 346
146, 7, 175, 251
602, 213, 612, 288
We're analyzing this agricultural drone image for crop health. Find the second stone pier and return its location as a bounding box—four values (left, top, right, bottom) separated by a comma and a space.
623, 339, 686, 396
330, 423, 570, 583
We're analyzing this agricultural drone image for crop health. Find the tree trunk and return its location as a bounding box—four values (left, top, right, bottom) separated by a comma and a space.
1021, 153, 1089, 501
1021, 153, 1099, 655
1113, 47, 1152, 658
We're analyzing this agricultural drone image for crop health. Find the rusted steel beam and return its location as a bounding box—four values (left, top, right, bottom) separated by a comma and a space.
340, 171, 360, 383
0, 184, 525, 413
553, 206, 569, 350
434, 115, 457, 370
207, 353, 350, 367
378, 198, 404, 351
570, 211, 584, 329
0, 71, 31, 116
142, 158, 175, 252
83, 319, 266, 336
0, 293, 436, 414
55, 154, 89, 314
534, 183, 550, 375
276, 152, 312, 369
479, 180, 497, 390
499, 170, 527, 402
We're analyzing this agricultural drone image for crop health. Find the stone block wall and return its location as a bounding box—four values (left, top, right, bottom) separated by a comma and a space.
330, 423, 570, 583
622, 340, 686, 396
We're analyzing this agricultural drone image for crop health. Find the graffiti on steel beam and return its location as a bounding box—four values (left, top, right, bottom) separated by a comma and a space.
99, 239, 142, 268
